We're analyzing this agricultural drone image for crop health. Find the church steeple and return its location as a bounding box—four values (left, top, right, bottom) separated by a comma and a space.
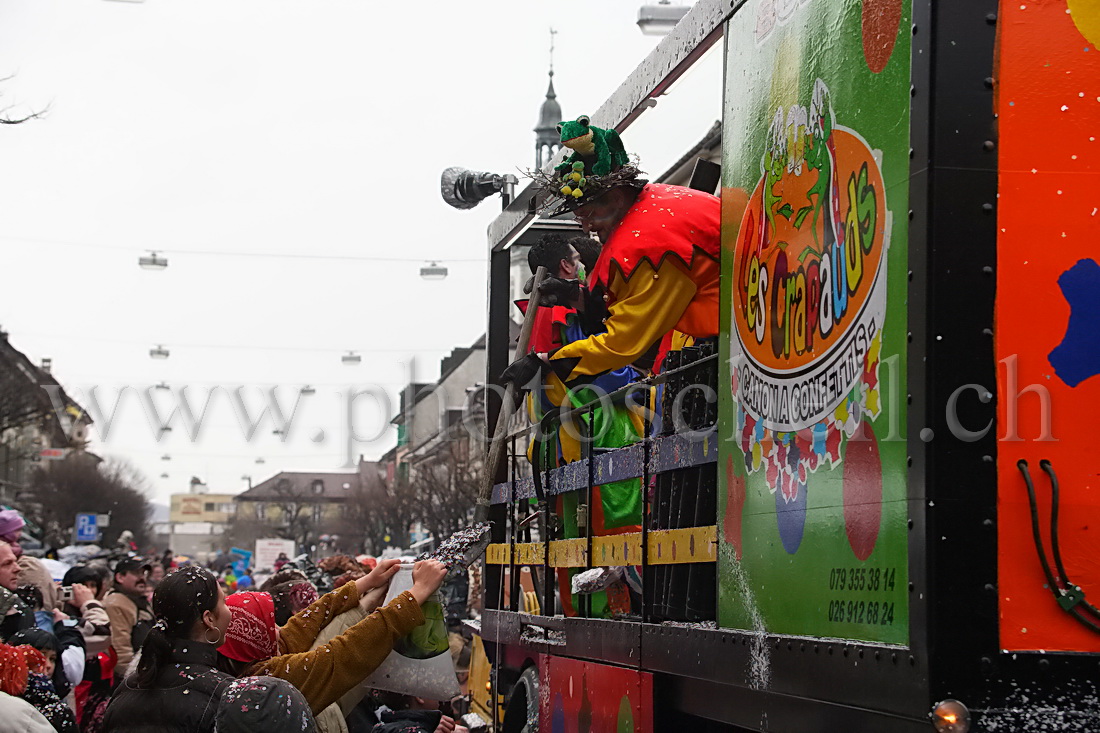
534, 28, 562, 168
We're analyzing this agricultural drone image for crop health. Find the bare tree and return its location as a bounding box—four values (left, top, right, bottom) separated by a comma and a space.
344, 469, 415, 555
0, 76, 47, 125
268, 478, 318, 548
340, 441, 480, 554
407, 437, 480, 542
224, 514, 270, 555
30, 455, 153, 548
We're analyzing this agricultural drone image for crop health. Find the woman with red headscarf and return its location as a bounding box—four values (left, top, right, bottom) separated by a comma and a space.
217, 558, 448, 716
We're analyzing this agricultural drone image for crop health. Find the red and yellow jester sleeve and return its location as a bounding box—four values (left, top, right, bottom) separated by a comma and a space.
548, 183, 721, 383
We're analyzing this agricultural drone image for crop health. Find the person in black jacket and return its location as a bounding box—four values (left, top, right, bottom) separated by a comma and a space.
369, 691, 468, 733
213, 676, 315, 733
101, 566, 232, 732
0, 542, 32, 641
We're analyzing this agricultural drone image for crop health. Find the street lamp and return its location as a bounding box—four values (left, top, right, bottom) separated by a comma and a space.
637, 0, 689, 35
138, 251, 168, 270
255, 457, 266, 464
155, 382, 170, 391
341, 351, 361, 365
149, 344, 170, 360
300, 385, 316, 395
419, 262, 448, 281
161, 454, 170, 461
160, 472, 169, 479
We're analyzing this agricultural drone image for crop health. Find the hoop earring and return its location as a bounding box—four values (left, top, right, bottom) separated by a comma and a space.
204, 627, 222, 645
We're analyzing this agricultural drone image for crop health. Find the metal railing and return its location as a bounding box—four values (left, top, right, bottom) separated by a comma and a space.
487, 350, 719, 624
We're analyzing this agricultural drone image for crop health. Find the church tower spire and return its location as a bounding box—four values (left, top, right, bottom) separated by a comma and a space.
534, 28, 562, 169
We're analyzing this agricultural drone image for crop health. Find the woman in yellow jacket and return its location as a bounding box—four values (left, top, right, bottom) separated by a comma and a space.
216, 558, 447, 716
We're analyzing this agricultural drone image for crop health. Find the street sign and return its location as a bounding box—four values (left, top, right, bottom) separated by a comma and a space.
74, 513, 98, 542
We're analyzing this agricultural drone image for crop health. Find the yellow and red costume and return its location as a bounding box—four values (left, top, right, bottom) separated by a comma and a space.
536, 183, 720, 617
517, 295, 647, 618
547, 183, 721, 384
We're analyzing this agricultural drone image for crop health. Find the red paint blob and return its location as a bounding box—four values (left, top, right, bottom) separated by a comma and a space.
842, 427, 883, 560
861, 0, 903, 73
724, 456, 746, 559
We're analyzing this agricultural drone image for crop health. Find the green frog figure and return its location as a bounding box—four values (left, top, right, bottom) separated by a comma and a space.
555, 115, 629, 177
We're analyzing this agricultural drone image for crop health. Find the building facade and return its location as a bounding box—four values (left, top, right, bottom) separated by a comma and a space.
232, 459, 387, 556
162, 477, 237, 560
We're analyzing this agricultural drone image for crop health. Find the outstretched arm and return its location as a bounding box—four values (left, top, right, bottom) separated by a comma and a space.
279, 559, 402, 654
254, 560, 449, 714
548, 260, 696, 382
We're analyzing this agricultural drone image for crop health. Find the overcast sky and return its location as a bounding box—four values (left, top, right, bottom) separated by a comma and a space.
0, 0, 721, 507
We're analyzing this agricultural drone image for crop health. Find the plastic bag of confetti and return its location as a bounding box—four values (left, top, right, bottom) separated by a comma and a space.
361, 565, 461, 700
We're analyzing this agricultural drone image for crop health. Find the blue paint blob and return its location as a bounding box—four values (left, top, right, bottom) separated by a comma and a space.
552, 692, 565, 733
1049, 258, 1100, 387
775, 477, 807, 554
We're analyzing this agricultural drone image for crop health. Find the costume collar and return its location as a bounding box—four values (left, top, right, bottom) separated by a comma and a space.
588, 183, 720, 289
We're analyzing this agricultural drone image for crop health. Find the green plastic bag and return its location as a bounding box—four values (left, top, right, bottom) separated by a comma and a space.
362, 565, 460, 699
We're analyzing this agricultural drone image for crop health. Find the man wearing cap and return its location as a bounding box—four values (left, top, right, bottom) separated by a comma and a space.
103, 558, 153, 681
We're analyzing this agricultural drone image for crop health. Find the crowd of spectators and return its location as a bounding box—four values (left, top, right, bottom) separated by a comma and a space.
0, 508, 476, 733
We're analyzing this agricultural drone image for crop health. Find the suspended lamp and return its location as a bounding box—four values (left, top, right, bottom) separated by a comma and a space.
637, 0, 688, 35
138, 251, 168, 270
419, 261, 448, 281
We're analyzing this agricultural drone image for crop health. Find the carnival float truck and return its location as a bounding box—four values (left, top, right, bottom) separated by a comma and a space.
454, 0, 1100, 729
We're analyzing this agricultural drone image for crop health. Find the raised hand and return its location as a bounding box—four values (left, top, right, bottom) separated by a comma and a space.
409, 560, 448, 605
356, 557, 401, 596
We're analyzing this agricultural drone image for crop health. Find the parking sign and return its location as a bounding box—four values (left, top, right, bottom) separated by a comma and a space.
75, 513, 98, 542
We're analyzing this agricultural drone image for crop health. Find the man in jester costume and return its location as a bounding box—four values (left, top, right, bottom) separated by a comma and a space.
505, 118, 721, 612
516, 233, 645, 617
507, 119, 721, 388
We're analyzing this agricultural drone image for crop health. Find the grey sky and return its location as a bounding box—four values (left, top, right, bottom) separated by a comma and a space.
0, 0, 720, 505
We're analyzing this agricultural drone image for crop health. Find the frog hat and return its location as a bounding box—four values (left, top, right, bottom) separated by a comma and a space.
528, 115, 647, 217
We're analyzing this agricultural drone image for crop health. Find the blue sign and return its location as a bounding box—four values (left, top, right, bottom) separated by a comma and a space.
75, 513, 98, 542
230, 547, 253, 572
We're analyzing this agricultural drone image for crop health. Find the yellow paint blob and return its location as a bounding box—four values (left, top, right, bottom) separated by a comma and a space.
1068, 0, 1100, 46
